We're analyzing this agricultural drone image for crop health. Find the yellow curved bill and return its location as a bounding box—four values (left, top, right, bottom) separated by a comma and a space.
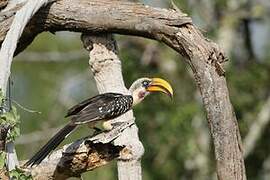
146, 78, 173, 98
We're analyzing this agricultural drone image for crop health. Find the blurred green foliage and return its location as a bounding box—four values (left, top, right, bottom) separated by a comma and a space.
8, 0, 270, 179
9, 167, 32, 180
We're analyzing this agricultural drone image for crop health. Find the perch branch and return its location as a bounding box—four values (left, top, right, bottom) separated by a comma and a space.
24, 134, 125, 180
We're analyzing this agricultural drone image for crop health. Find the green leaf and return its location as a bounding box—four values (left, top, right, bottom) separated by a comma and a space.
9, 167, 32, 180
0, 106, 21, 142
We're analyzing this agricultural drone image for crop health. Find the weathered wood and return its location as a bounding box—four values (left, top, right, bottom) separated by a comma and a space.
0, 0, 191, 55
0, 0, 246, 179
0, 0, 8, 10
82, 33, 143, 180
23, 120, 133, 179
24, 137, 124, 179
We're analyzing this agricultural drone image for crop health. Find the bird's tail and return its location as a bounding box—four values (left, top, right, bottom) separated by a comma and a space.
24, 123, 77, 167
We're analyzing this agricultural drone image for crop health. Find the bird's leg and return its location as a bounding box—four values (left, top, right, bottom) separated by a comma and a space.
102, 121, 113, 131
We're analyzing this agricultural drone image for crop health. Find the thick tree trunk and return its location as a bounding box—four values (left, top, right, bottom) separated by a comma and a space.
81, 33, 143, 180
0, 0, 246, 179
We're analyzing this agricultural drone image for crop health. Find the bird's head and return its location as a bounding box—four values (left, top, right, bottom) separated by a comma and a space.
129, 77, 173, 106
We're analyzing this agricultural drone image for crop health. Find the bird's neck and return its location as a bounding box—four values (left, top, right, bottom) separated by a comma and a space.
131, 89, 148, 107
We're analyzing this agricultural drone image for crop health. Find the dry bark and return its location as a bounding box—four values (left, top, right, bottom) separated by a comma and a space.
23, 121, 134, 179
0, 0, 8, 10
24, 136, 124, 179
82, 33, 143, 180
0, 0, 246, 179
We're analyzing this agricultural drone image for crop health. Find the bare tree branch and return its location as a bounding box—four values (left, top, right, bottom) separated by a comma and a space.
0, 0, 55, 172
82, 33, 143, 180
0, 0, 192, 56
24, 135, 124, 180
1, 0, 246, 179
0, 0, 8, 10
22, 120, 134, 179
0, 0, 54, 91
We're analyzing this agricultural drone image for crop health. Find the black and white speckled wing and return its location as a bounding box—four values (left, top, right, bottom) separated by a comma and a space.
65, 93, 118, 117
66, 93, 133, 124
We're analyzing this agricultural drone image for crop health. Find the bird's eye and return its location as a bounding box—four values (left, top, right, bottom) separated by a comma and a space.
142, 80, 150, 87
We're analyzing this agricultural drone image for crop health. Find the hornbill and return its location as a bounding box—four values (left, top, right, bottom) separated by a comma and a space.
25, 77, 173, 167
